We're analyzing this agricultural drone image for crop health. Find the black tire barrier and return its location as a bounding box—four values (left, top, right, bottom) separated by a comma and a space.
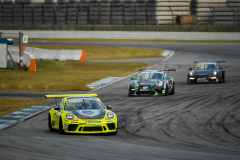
44, 12, 55, 16
77, 17, 88, 20
23, 13, 32, 16
67, 12, 76, 15
23, 0, 32, 4
23, 8, 32, 12
44, 8, 54, 12
67, 20, 76, 24
44, 17, 55, 20
57, 8, 66, 12
68, 3, 76, 7
68, 8, 77, 11
3, 9, 13, 12
58, 0, 66, 4
45, 0, 53, 4
79, 3, 89, 7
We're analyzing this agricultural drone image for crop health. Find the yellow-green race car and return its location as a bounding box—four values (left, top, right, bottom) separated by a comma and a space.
46, 94, 118, 135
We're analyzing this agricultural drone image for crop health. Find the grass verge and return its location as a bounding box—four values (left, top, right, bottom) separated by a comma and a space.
0, 61, 152, 91
17, 38, 240, 43
21, 45, 164, 60
0, 98, 53, 117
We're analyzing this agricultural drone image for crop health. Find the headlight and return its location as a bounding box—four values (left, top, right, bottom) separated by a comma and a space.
107, 112, 114, 119
156, 81, 163, 86
66, 113, 74, 120
190, 72, 193, 76
213, 71, 217, 76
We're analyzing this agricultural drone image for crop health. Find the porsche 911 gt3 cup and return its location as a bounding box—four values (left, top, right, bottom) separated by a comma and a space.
128, 69, 176, 96
187, 61, 226, 84
46, 94, 118, 135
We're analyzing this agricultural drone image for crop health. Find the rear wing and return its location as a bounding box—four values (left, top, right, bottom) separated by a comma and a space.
159, 69, 176, 72
159, 69, 176, 77
45, 94, 98, 104
139, 69, 148, 72
194, 61, 226, 64
214, 61, 226, 63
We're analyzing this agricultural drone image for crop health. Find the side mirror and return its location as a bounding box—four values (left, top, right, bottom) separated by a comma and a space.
54, 106, 60, 110
167, 77, 171, 80
131, 77, 134, 80
189, 68, 192, 71
107, 105, 112, 110
220, 67, 223, 70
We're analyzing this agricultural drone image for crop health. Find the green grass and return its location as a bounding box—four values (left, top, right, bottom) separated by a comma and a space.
22, 45, 164, 60
0, 98, 53, 117
24, 38, 240, 43
0, 61, 152, 91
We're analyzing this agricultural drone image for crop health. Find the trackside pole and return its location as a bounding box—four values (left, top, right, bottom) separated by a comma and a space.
19, 32, 23, 70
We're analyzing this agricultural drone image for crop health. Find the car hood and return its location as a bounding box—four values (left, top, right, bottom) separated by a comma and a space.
71, 109, 106, 119
193, 70, 213, 75
133, 79, 161, 85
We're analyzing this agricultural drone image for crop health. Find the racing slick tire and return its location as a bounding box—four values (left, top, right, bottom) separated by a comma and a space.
218, 73, 222, 84
128, 89, 131, 97
59, 117, 65, 134
187, 76, 194, 84
169, 82, 175, 95
48, 114, 53, 132
222, 72, 226, 83
165, 86, 168, 96
128, 89, 134, 97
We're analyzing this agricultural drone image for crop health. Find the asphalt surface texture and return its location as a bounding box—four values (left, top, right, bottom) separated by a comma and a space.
0, 42, 240, 160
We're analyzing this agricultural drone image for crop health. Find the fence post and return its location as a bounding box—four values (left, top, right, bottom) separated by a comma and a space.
210, 8, 214, 32
94, 14, 96, 31
231, 7, 236, 32
192, 13, 193, 32
151, 11, 153, 31
169, 7, 174, 31
132, 6, 134, 31
144, 21, 146, 31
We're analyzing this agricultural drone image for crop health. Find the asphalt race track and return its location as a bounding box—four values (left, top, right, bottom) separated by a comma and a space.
0, 42, 240, 160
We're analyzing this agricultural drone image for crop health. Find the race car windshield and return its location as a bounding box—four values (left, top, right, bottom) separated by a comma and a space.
194, 64, 216, 70
136, 72, 163, 80
136, 73, 150, 80
64, 99, 105, 110
149, 73, 163, 79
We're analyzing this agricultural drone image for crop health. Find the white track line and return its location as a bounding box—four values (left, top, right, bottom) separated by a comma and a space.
88, 50, 174, 93
162, 51, 175, 62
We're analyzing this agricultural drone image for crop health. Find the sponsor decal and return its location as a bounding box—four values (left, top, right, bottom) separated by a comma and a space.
64, 124, 68, 130
140, 89, 150, 91
71, 122, 78, 123
78, 110, 100, 117
52, 121, 55, 126
73, 117, 78, 121
86, 121, 101, 123
198, 78, 207, 80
